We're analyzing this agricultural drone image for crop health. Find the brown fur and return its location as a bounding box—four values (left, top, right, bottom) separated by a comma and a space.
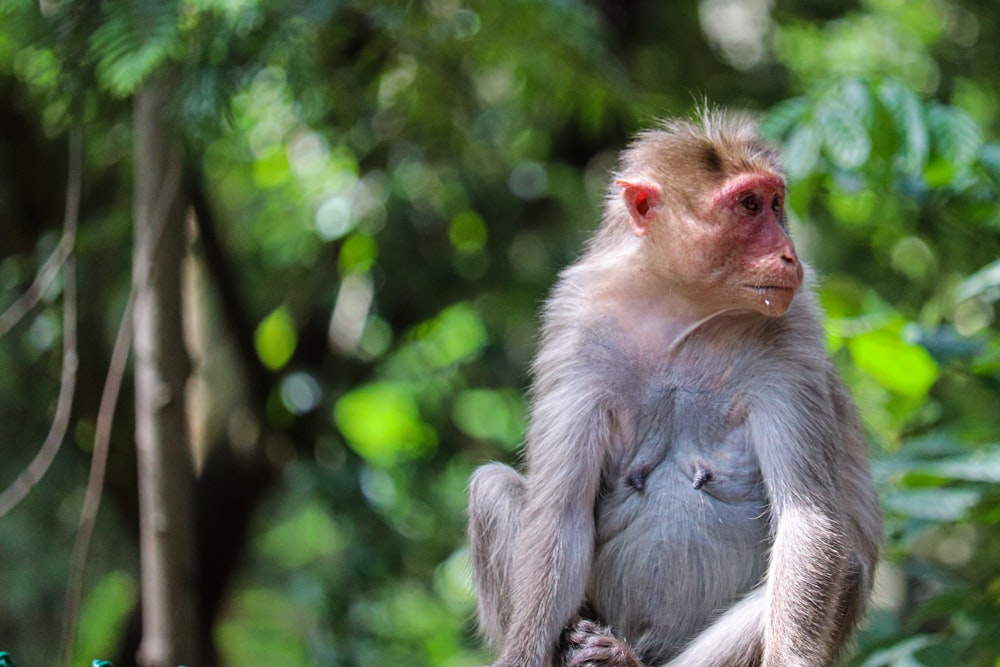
467, 109, 882, 667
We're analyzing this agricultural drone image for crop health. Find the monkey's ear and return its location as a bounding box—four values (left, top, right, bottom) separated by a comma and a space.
616, 178, 662, 237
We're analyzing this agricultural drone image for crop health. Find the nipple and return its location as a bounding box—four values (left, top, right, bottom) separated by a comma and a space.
625, 464, 649, 492
692, 465, 713, 490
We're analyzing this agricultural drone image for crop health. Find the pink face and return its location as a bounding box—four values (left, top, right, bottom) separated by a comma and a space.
703, 171, 803, 316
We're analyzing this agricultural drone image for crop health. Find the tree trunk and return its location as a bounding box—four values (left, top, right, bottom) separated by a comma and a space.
132, 76, 201, 667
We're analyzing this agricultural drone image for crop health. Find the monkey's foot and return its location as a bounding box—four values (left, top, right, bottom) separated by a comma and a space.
558, 619, 644, 667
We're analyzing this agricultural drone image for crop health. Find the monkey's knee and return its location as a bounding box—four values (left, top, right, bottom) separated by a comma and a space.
468, 463, 526, 541
470, 462, 525, 507
834, 551, 871, 641
468, 462, 526, 647
468, 462, 525, 561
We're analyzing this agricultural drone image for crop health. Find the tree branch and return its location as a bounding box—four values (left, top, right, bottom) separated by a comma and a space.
0, 128, 82, 517
59, 291, 134, 667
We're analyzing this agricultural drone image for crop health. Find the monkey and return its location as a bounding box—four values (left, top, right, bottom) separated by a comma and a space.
467, 109, 882, 667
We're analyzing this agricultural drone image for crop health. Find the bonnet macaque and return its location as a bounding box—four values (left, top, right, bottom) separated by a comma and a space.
467, 110, 882, 667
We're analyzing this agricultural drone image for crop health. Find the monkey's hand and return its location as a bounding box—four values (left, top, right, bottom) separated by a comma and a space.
558, 619, 644, 667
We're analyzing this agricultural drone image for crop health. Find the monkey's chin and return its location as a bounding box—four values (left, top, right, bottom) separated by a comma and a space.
745, 286, 796, 316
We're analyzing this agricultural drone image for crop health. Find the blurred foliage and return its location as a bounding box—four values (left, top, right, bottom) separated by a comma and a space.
1, 0, 1000, 666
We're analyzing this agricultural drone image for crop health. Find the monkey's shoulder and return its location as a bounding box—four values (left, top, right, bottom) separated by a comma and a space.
533, 282, 843, 440
569, 306, 824, 388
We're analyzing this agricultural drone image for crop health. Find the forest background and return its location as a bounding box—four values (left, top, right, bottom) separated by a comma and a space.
2, 0, 1000, 665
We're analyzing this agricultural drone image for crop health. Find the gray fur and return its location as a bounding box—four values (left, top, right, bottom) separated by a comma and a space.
467, 111, 882, 667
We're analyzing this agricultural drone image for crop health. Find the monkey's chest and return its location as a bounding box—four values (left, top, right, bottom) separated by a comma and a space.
587, 388, 771, 661
600, 384, 767, 517
592, 417, 769, 562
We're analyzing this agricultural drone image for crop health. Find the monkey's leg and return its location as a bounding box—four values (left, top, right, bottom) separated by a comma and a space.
830, 552, 871, 652
662, 587, 765, 667
468, 462, 526, 649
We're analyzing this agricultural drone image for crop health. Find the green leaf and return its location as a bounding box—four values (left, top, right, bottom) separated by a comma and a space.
89, 11, 181, 97
858, 635, 937, 667
257, 502, 345, 568
956, 258, 1000, 304
916, 444, 1000, 483
927, 104, 983, 169
837, 78, 874, 120
782, 122, 822, 181
254, 306, 298, 371
819, 102, 871, 170
333, 382, 437, 466
338, 234, 378, 275
978, 143, 1000, 184
923, 157, 955, 188
760, 97, 809, 142
449, 210, 488, 253
415, 302, 488, 369
877, 79, 929, 175
73, 572, 137, 664
216, 589, 314, 667
882, 488, 981, 522
848, 328, 939, 398
452, 388, 526, 447
252, 145, 291, 189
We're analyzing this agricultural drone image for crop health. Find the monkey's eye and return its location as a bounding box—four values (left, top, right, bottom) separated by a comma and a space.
739, 194, 760, 213
771, 195, 782, 215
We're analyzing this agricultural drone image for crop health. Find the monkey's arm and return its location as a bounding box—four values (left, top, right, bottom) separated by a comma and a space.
494, 371, 608, 667
660, 385, 851, 667
752, 390, 852, 667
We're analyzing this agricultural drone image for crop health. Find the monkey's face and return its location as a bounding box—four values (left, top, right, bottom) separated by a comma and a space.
692, 170, 803, 317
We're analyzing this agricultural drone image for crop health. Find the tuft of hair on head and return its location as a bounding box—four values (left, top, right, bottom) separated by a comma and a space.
608, 107, 783, 214
593, 106, 786, 255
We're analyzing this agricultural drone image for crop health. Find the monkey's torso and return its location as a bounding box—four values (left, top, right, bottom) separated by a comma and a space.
583, 310, 809, 664
469, 114, 882, 667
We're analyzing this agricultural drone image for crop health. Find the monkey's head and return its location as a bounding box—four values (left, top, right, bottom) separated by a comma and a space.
612, 111, 804, 319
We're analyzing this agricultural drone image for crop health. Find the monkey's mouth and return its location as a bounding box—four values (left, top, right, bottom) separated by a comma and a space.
746, 285, 795, 292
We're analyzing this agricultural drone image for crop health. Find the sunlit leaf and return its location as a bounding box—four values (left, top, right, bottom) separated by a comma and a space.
258, 501, 345, 568
848, 329, 939, 398
449, 210, 488, 253
217, 589, 314, 667
827, 187, 878, 227
923, 157, 956, 188
72, 571, 137, 664
418, 302, 488, 369
338, 234, 378, 275
255, 306, 298, 371
333, 382, 437, 467
433, 548, 477, 614
452, 388, 526, 447
353, 582, 446, 644
252, 145, 291, 188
